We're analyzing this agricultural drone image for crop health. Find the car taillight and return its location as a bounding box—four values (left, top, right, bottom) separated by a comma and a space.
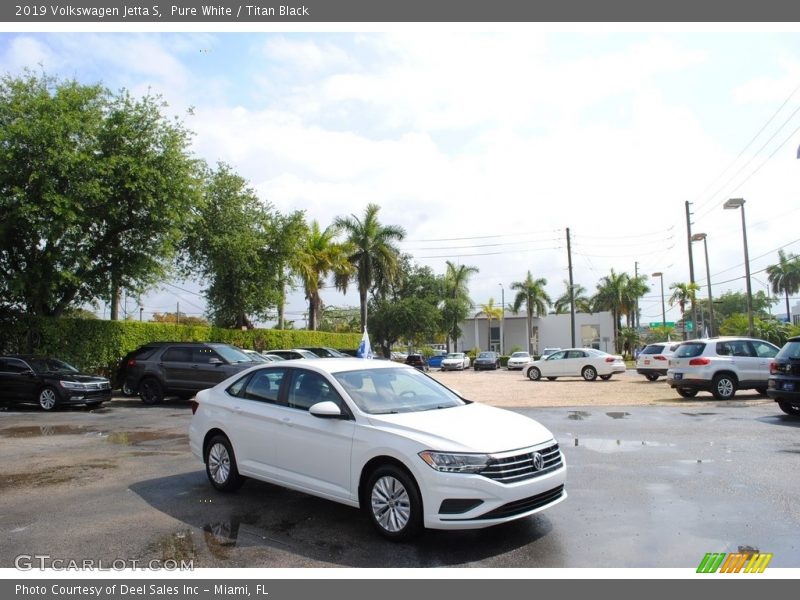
689, 357, 711, 366
190, 400, 199, 415
127, 358, 136, 367
654, 355, 667, 361
605, 357, 615, 363
770, 362, 777, 374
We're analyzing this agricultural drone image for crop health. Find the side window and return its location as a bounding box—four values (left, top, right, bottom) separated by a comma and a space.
243, 369, 286, 404
288, 370, 337, 411
1, 359, 30, 374
716, 342, 732, 356
192, 347, 221, 363
567, 350, 585, 359
751, 341, 778, 358
226, 374, 251, 398
548, 351, 566, 361
161, 347, 192, 362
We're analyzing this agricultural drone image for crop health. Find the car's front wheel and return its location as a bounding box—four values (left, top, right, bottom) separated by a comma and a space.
582, 366, 598, 381
527, 367, 541, 381
139, 378, 164, 405
38, 386, 59, 411
778, 401, 800, 416
205, 435, 244, 492
645, 374, 659, 381
365, 465, 422, 541
755, 387, 768, 396
711, 374, 737, 400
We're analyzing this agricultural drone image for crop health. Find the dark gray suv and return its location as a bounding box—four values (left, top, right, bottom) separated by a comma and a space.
124, 342, 257, 404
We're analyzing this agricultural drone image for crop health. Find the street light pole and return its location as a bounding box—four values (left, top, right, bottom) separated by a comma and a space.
652, 272, 666, 331
498, 283, 505, 355
691, 233, 714, 337
724, 198, 754, 337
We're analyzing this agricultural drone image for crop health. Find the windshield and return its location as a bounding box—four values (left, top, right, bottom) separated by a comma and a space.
27, 358, 79, 374
777, 341, 800, 360
211, 344, 255, 363
477, 352, 493, 359
446, 353, 464, 359
511, 352, 529, 358
334, 367, 466, 414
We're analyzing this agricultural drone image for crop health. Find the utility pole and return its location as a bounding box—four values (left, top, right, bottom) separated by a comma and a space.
685, 201, 699, 339
567, 227, 576, 348
176, 302, 180, 326
634, 261, 639, 331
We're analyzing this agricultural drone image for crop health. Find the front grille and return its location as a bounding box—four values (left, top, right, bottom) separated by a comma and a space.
463, 485, 565, 520
84, 382, 110, 391
479, 443, 563, 484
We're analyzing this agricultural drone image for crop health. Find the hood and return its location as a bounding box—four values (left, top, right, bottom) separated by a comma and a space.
366, 402, 554, 453
55, 373, 109, 383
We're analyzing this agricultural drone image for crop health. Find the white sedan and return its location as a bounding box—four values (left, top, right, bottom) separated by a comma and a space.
189, 358, 566, 540
523, 348, 626, 381
440, 352, 471, 371
506, 351, 532, 370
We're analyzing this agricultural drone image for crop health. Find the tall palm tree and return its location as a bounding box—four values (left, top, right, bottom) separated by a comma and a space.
477, 298, 503, 351
294, 220, 353, 331
442, 261, 479, 351
334, 203, 406, 331
553, 280, 591, 314
766, 250, 800, 323
622, 274, 651, 329
669, 281, 700, 340
593, 269, 629, 352
510, 271, 551, 355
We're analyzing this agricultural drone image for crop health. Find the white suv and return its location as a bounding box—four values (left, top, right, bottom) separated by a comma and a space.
636, 341, 681, 381
666, 337, 779, 400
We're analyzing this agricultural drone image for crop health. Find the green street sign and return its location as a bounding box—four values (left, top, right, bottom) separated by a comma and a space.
685, 321, 694, 331
649, 322, 676, 328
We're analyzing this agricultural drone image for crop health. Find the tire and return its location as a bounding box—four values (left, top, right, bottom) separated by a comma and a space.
600, 375, 612, 381
711, 374, 737, 400
38, 386, 59, 411
494, 362, 499, 370
645, 374, 659, 382
205, 435, 244, 492
121, 382, 135, 396
676, 387, 698, 398
547, 377, 557, 381
139, 378, 164, 405
581, 366, 598, 381
527, 367, 541, 381
778, 401, 800, 416
365, 464, 423, 541
755, 387, 768, 396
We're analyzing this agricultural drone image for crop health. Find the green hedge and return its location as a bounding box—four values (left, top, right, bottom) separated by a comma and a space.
0, 317, 362, 376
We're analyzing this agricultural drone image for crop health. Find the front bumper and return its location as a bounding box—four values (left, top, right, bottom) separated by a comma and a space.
60, 390, 112, 405
418, 451, 567, 530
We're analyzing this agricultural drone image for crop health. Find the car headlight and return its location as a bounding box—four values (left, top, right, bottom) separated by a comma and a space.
59, 381, 86, 390
418, 451, 489, 473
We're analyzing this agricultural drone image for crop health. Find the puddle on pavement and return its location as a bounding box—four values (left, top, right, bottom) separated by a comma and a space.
572, 437, 675, 452
681, 412, 719, 417
152, 530, 197, 563
606, 412, 631, 419
0, 426, 187, 447
567, 411, 592, 420
0, 425, 100, 438
0, 461, 117, 491
105, 431, 188, 446
202, 515, 287, 559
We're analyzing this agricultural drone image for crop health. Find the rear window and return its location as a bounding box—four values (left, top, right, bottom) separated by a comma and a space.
674, 343, 705, 358
132, 346, 159, 360
777, 341, 800, 360
642, 345, 665, 355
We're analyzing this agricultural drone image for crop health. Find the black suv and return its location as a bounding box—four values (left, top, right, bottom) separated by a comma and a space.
124, 342, 257, 404
767, 336, 800, 416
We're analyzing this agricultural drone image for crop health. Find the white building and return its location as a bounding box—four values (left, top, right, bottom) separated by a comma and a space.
458, 311, 616, 355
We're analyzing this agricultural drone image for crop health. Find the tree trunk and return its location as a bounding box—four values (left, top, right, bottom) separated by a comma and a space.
359, 288, 368, 332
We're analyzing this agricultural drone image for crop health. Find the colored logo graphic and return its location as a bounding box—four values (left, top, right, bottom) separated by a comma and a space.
697, 552, 772, 573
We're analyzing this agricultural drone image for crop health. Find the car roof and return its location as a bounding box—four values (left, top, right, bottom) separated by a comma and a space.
254, 357, 411, 375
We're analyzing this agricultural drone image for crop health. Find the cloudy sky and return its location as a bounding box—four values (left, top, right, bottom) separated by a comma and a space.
2, 29, 800, 325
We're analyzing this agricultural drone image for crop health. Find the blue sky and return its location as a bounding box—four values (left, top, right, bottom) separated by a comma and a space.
2, 30, 800, 325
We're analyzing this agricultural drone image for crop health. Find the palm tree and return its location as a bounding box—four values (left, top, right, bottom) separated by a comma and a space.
593, 269, 629, 352
510, 271, 551, 355
622, 274, 650, 329
669, 281, 700, 340
442, 261, 479, 351
477, 298, 503, 351
334, 204, 406, 331
294, 220, 353, 331
554, 281, 591, 314
766, 250, 800, 323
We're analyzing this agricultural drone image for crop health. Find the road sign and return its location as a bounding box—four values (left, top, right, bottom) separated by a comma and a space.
649, 322, 676, 328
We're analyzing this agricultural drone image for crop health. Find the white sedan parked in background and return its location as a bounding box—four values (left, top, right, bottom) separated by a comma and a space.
506, 351, 532, 370
189, 359, 566, 540
523, 348, 626, 381
441, 352, 471, 370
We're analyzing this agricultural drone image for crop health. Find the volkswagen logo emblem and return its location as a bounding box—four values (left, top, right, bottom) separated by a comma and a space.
531, 452, 544, 471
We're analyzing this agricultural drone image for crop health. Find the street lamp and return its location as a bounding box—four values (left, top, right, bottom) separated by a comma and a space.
723, 198, 754, 337
498, 283, 505, 355
691, 233, 714, 337
652, 272, 666, 330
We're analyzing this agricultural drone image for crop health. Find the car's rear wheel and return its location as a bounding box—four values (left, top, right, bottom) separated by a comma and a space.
205, 435, 244, 492
547, 376, 557, 381
38, 387, 59, 411
711, 374, 737, 400
121, 382, 135, 396
139, 378, 164, 405
527, 367, 541, 381
645, 374, 660, 382
600, 375, 612, 381
755, 387, 768, 396
582, 366, 598, 381
676, 387, 698, 398
778, 401, 800, 416
365, 464, 422, 541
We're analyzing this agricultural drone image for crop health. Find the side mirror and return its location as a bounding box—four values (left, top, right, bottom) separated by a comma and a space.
309, 401, 345, 419
24, 369, 36, 377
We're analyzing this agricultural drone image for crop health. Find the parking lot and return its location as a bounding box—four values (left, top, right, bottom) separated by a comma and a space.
1, 369, 798, 569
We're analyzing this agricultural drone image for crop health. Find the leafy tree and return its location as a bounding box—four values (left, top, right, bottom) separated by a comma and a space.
151, 312, 209, 326
181, 163, 304, 328
294, 220, 353, 331
318, 305, 360, 334
0, 71, 199, 319
510, 271, 551, 355
766, 250, 800, 322
719, 314, 792, 346
593, 269, 630, 352
441, 261, 479, 351
334, 203, 406, 331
